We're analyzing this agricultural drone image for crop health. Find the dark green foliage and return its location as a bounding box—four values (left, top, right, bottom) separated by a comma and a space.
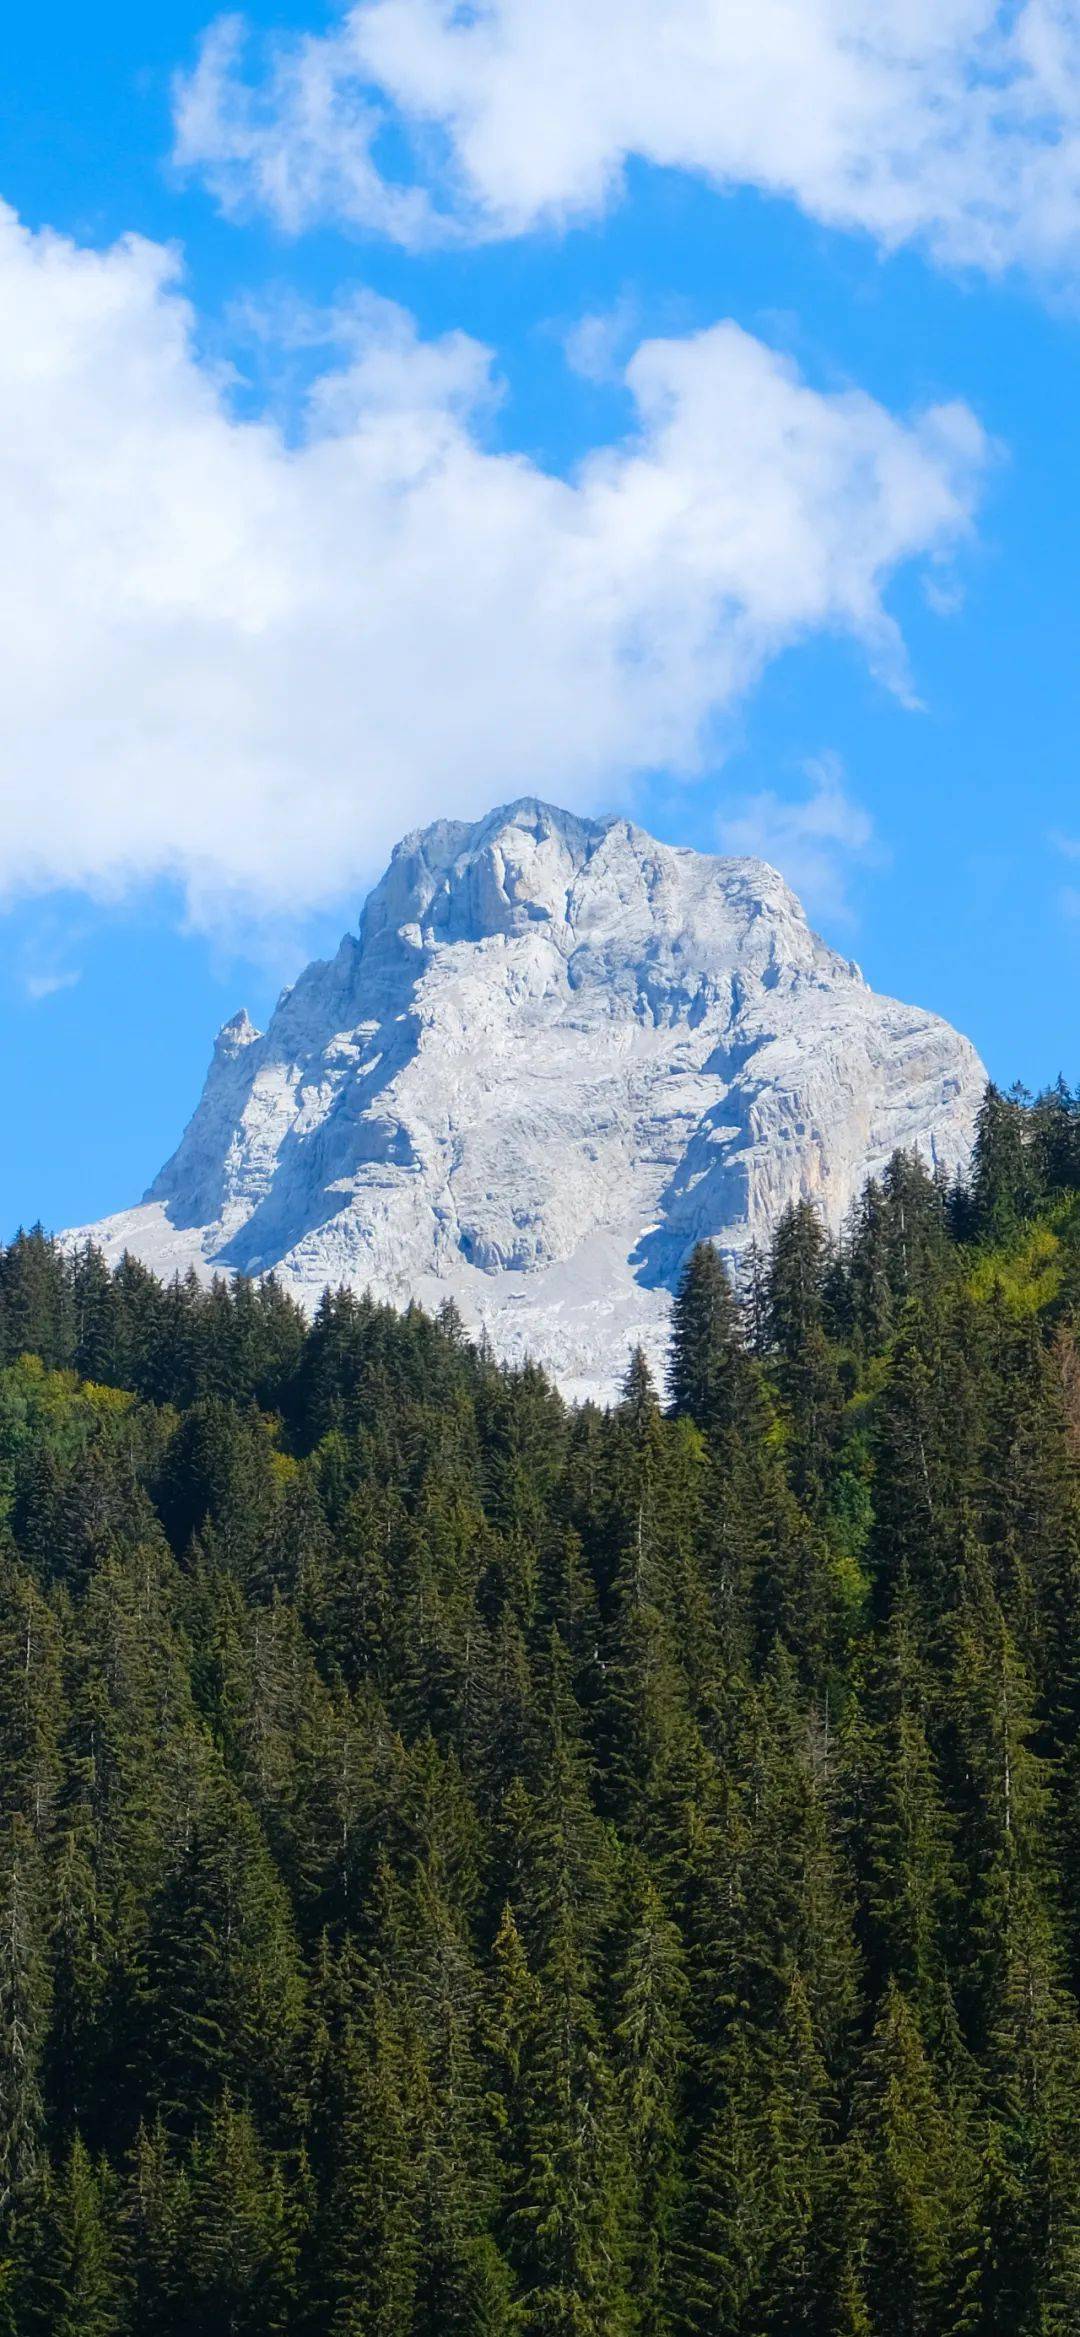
766, 1200, 844, 1504
970, 1082, 1043, 1240
23, 2134, 126, 2337
2, 1087, 1080, 2331
668, 1245, 751, 1436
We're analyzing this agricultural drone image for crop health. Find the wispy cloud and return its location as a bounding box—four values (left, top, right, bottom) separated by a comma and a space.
22, 967, 82, 1003
1048, 832, 1080, 925
716, 756, 883, 927
563, 296, 639, 385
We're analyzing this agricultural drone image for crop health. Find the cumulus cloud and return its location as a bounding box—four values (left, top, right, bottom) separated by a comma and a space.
716, 757, 882, 925
0, 202, 985, 928
176, 0, 1080, 273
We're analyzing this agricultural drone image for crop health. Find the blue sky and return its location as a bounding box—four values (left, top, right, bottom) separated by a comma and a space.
2, 0, 1079, 1238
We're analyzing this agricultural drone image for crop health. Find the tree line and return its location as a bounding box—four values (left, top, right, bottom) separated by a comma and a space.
1, 1077, 1080, 2333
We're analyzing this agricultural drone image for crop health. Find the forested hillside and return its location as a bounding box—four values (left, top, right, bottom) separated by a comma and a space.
3, 1081, 1080, 2335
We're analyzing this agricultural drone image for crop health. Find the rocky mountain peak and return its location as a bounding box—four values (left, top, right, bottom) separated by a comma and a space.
367, 794, 827, 959
67, 799, 985, 1401
213, 1006, 262, 1062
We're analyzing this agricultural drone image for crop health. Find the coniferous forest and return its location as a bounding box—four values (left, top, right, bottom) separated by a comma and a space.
4, 1081, 1080, 2335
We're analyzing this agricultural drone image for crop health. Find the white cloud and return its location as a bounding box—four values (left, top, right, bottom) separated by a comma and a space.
0, 201, 985, 929
715, 757, 882, 924
22, 968, 83, 1003
176, 0, 1080, 274
563, 296, 640, 386
174, 13, 440, 248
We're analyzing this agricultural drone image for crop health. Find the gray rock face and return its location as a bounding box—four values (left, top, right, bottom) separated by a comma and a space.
69, 799, 986, 1400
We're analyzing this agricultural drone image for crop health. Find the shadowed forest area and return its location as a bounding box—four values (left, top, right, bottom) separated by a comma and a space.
3, 1081, 1080, 2334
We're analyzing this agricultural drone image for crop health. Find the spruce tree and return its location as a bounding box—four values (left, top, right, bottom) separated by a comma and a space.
668, 1243, 751, 1438
970, 1082, 1041, 1240
766, 1201, 843, 1504
30, 2135, 126, 2337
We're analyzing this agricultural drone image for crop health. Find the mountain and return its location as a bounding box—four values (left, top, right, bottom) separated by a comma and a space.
69, 799, 986, 1399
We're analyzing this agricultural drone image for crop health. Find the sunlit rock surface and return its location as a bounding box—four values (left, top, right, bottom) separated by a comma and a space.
70, 799, 985, 1401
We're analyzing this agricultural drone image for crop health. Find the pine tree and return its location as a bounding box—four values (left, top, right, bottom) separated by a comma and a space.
508, 1899, 635, 2334
858, 1592, 957, 2035
0, 1818, 49, 2234
850, 1984, 974, 2337
122, 2118, 182, 2337
0, 1561, 62, 1839
180, 2095, 299, 2337
766, 1201, 843, 1505
142, 1750, 305, 2129
668, 1244, 752, 1438
29, 2135, 126, 2337
70, 1246, 119, 1388
1032, 1077, 1080, 1200
970, 1082, 1041, 1240
316, 1971, 424, 2337
611, 1862, 687, 2333
0, 1231, 75, 1373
